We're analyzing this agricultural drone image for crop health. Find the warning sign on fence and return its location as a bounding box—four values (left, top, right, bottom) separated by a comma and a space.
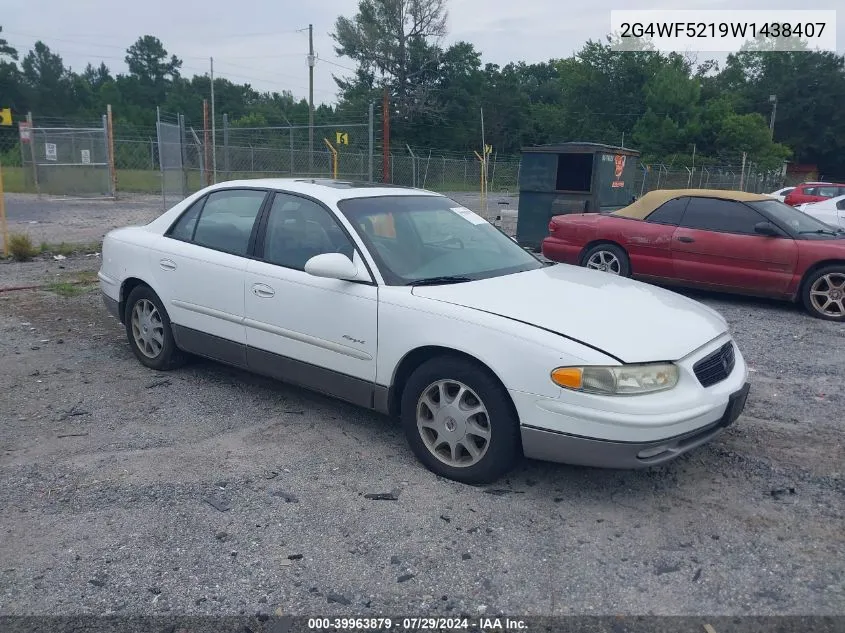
19, 121, 31, 143
45, 143, 57, 161
81, 149, 91, 164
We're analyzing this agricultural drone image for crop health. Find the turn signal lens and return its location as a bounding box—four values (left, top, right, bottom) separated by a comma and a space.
551, 363, 679, 396
550, 367, 583, 389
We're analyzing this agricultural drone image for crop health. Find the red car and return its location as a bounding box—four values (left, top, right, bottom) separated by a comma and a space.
541, 189, 845, 321
783, 182, 845, 206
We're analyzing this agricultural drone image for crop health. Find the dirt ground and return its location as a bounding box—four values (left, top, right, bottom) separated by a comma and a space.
0, 255, 843, 617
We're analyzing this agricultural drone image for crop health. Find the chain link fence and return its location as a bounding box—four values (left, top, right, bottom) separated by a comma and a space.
19, 119, 112, 197
633, 163, 784, 196
0, 110, 791, 202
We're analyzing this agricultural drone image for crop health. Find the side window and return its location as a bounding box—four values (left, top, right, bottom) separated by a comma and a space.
836, 199, 845, 211
680, 198, 767, 235
803, 187, 817, 196
645, 197, 688, 225
167, 198, 204, 241
262, 193, 354, 270
817, 186, 838, 197
192, 189, 267, 256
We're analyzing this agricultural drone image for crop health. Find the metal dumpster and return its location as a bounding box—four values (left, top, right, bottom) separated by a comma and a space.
516, 142, 640, 250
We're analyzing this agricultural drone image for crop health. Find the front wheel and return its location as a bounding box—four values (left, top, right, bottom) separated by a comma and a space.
400, 356, 520, 484
581, 243, 630, 276
802, 266, 845, 321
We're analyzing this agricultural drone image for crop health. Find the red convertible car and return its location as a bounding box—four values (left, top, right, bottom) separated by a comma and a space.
541, 189, 845, 321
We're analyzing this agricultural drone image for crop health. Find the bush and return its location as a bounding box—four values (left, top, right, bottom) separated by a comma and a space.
8, 233, 39, 261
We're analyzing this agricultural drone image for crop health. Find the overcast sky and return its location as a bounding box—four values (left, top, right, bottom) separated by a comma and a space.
3, 0, 842, 106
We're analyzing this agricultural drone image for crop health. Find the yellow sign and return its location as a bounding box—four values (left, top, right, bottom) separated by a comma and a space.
335, 131, 349, 145
0, 108, 11, 126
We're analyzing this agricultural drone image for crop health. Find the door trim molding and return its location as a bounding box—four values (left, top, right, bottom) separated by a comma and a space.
244, 318, 373, 361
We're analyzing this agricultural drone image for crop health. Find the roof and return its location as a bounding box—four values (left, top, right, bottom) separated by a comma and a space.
612, 189, 773, 220
200, 178, 442, 204
521, 142, 640, 156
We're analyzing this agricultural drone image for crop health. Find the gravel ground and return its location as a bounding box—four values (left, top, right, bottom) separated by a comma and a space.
0, 255, 843, 618
4, 194, 164, 246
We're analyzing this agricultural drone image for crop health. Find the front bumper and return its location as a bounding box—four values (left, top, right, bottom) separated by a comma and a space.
521, 381, 750, 468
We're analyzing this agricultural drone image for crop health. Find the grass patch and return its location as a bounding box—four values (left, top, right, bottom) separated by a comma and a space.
43, 271, 100, 297
8, 233, 39, 261
40, 241, 101, 256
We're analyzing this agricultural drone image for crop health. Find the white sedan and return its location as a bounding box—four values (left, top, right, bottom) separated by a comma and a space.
99, 179, 750, 483
766, 186, 795, 202
797, 195, 845, 230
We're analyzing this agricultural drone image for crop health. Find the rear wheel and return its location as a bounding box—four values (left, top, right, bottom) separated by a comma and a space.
581, 243, 630, 277
400, 356, 520, 484
124, 285, 186, 370
802, 266, 845, 321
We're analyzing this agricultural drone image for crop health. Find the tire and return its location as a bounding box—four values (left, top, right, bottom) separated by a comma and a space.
400, 356, 520, 484
124, 285, 187, 370
801, 265, 845, 322
580, 243, 630, 277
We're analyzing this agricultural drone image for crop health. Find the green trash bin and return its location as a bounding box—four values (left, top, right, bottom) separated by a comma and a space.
516, 142, 640, 250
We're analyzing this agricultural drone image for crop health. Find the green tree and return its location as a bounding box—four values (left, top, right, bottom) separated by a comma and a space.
332, 0, 448, 121
21, 41, 75, 116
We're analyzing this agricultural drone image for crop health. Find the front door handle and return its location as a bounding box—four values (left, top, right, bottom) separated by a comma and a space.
159, 259, 177, 270
252, 283, 275, 298
676, 236, 695, 243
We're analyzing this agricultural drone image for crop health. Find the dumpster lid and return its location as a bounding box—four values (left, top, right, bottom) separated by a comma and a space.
612, 189, 774, 220
521, 142, 640, 156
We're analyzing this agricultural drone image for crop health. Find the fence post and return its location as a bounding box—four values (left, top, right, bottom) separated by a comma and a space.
368, 102, 374, 182
463, 158, 467, 187
178, 113, 188, 196
223, 114, 230, 179
26, 112, 40, 196
156, 106, 164, 210
150, 137, 155, 170
250, 144, 254, 172
106, 104, 117, 197
289, 126, 294, 175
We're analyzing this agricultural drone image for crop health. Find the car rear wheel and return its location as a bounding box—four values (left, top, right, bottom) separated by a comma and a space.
124, 285, 186, 370
400, 356, 520, 484
581, 243, 630, 276
802, 266, 845, 322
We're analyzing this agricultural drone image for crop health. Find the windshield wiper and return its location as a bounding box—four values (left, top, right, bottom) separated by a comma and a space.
407, 275, 473, 286
799, 228, 841, 236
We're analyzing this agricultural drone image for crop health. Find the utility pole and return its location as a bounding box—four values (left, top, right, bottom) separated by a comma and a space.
768, 94, 777, 140
210, 57, 217, 183
308, 24, 315, 174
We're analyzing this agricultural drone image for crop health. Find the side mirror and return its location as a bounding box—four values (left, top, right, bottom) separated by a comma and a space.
304, 253, 360, 280
754, 221, 781, 237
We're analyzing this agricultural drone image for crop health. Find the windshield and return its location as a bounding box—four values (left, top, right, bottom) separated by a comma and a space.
337, 195, 543, 285
749, 199, 844, 236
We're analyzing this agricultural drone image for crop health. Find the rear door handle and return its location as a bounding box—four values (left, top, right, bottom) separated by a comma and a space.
159, 259, 177, 270
676, 236, 695, 243
252, 283, 275, 298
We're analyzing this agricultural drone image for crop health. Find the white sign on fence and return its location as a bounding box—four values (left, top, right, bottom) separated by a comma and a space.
81, 149, 91, 164
45, 142, 57, 161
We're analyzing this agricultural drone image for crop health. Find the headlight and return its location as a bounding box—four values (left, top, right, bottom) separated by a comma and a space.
551, 363, 679, 395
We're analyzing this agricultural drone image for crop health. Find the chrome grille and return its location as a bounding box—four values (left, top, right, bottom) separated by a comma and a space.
693, 342, 735, 388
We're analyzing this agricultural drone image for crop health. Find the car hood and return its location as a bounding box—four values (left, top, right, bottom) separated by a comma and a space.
412, 264, 728, 363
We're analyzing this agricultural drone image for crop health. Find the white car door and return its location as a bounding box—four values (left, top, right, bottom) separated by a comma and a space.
243, 192, 379, 407
150, 188, 269, 365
